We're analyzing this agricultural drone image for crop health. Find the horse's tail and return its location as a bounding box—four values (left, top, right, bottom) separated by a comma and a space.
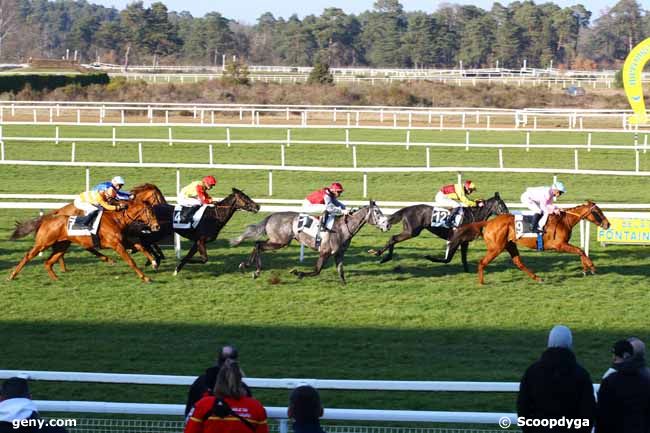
230, 217, 269, 246
388, 208, 405, 225
10, 216, 45, 240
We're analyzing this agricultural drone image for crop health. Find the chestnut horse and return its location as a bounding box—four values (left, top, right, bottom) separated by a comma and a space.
7, 200, 160, 283
447, 201, 610, 284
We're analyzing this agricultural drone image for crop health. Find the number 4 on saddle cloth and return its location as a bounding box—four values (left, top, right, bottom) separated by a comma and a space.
173, 204, 211, 229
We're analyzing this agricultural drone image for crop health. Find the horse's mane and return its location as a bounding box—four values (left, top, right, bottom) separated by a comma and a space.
132, 183, 167, 204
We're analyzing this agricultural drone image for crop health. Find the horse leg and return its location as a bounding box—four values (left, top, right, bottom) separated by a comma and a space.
460, 241, 469, 272
376, 228, 422, 264
85, 247, 116, 265
197, 238, 208, 264
555, 242, 595, 275
8, 243, 49, 280
174, 241, 199, 276
505, 242, 542, 283
252, 241, 286, 278
44, 242, 70, 280
291, 252, 330, 279
152, 243, 165, 262
130, 243, 159, 270
477, 246, 504, 285
111, 242, 151, 283
334, 250, 346, 284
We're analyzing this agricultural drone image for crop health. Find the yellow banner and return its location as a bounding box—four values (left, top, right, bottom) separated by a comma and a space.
623, 38, 650, 125
597, 217, 650, 243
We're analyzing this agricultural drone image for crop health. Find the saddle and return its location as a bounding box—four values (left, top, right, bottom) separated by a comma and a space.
67, 210, 103, 246
294, 214, 321, 238
431, 207, 464, 229
173, 205, 209, 229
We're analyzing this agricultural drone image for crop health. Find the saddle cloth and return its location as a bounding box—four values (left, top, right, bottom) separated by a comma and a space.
513, 211, 542, 238
431, 207, 452, 228
293, 214, 320, 238
66, 209, 103, 237
173, 204, 210, 229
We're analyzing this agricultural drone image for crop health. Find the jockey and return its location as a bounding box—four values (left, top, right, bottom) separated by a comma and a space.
92, 176, 132, 200
304, 182, 347, 248
520, 181, 566, 233
178, 176, 217, 207
73, 187, 126, 228
435, 180, 478, 208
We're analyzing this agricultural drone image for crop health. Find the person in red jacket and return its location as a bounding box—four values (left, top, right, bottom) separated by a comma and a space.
185, 360, 268, 433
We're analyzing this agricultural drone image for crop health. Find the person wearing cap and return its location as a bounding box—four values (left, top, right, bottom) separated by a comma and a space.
520, 182, 566, 233
517, 325, 595, 433
0, 377, 67, 433
435, 180, 482, 228
627, 337, 650, 380
185, 345, 252, 416
304, 183, 347, 248
92, 176, 133, 201
288, 385, 326, 433
73, 185, 127, 229
596, 339, 650, 433
177, 176, 218, 225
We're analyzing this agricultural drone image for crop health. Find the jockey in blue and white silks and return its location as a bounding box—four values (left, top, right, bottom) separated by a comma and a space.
92, 176, 132, 200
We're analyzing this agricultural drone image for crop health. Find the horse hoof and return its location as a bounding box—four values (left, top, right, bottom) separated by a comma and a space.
252, 272, 258, 279
238, 262, 246, 272
143, 277, 151, 283
590, 269, 596, 275
152, 261, 159, 271
537, 278, 544, 284
582, 271, 587, 277
367, 249, 379, 256
173, 270, 178, 276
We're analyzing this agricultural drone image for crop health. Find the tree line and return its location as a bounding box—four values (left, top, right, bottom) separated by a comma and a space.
0, 0, 648, 69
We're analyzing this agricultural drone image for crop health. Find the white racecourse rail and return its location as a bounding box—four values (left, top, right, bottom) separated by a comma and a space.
0, 369, 534, 426
1, 101, 650, 130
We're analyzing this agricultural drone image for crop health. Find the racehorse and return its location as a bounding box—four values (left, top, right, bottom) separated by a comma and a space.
445, 201, 610, 284
231, 201, 391, 284
137, 188, 260, 275
51, 183, 168, 269
368, 193, 509, 270
8, 200, 160, 282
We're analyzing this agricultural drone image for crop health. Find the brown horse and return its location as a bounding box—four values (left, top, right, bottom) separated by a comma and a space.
447, 201, 610, 284
7, 200, 160, 283
50, 183, 168, 269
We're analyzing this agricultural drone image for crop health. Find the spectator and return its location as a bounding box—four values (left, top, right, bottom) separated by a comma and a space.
602, 337, 650, 381
185, 360, 268, 433
185, 345, 251, 416
517, 325, 595, 433
0, 378, 66, 433
288, 385, 325, 433
596, 339, 650, 433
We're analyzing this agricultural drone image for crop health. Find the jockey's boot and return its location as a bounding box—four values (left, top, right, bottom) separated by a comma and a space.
531, 213, 544, 233
76, 210, 98, 229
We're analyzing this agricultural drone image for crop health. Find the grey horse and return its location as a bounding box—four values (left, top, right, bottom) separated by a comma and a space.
230, 201, 391, 283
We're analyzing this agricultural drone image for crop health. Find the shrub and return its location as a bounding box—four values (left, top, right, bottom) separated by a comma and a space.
0, 73, 109, 93
222, 61, 250, 85
307, 62, 334, 85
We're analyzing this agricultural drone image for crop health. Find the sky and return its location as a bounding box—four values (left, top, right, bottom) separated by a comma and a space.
91, 0, 627, 23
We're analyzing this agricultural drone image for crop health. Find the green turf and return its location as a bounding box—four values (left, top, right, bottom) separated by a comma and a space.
0, 124, 649, 421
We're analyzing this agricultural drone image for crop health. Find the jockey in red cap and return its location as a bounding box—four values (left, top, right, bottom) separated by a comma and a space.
304, 182, 347, 248
176, 176, 217, 225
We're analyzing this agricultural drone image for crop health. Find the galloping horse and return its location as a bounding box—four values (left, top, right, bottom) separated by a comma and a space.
446, 201, 610, 284
138, 188, 260, 275
368, 193, 509, 270
8, 200, 160, 282
231, 201, 391, 284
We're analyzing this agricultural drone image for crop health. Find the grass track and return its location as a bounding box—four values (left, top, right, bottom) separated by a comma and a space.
1, 124, 649, 419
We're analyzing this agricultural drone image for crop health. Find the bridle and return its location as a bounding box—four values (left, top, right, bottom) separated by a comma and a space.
119, 204, 156, 227
564, 203, 605, 225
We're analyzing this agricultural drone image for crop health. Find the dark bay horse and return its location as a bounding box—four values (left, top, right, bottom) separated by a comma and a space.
446, 201, 610, 284
368, 193, 509, 270
140, 188, 260, 275
231, 201, 391, 284
8, 200, 160, 282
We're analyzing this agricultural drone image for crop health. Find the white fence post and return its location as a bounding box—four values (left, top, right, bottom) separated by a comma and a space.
439, 114, 444, 131
406, 130, 410, 150
345, 129, 350, 148
281, 145, 286, 166
71, 142, 76, 162
363, 173, 368, 198
286, 129, 291, 148
268, 171, 273, 196
85, 168, 90, 191
526, 131, 530, 152
1, 141, 5, 161
574, 149, 579, 170
138, 142, 143, 164
356, 111, 360, 127
465, 130, 470, 151
226, 128, 231, 147
209, 144, 214, 166
498, 148, 503, 169
76, 109, 81, 124
352, 145, 357, 168
55, 126, 60, 145
425, 147, 430, 168
587, 133, 592, 152
112, 127, 116, 147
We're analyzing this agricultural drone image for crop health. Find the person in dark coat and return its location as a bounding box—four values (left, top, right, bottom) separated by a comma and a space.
185, 345, 251, 416
596, 339, 650, 433
517, 325, 596, 433
0, 378, 67, 433
288, 386, 326, 433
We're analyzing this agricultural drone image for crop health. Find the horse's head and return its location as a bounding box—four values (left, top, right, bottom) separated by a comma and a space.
232, 188, 260, 213
367, 200, 391, 232
124, 200, 160, 232
582, 201, 610, 229
131, 183, 167, 205
487, 192, 509, 215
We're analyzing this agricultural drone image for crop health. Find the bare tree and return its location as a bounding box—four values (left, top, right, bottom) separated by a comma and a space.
0, 0, 18, 59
